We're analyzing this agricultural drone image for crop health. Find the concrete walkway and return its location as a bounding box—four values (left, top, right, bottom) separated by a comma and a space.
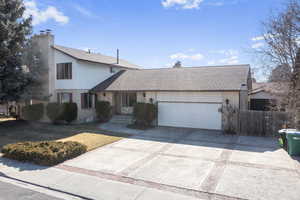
1, 124, 300, 200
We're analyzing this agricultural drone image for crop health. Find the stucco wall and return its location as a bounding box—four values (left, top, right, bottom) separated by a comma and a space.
136, 91, 240, 108
54, 51, 121, 90
98, 91, 241, 113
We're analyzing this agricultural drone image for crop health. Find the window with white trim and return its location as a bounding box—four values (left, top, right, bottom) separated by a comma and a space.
81, 93, 93, 109
57, 63, 72, 79
57, 93, 73, 103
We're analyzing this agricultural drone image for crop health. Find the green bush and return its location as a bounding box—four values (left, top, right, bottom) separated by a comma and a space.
95, 101, 111, 122
46, 102, 78, 124
22, 103, 44, 121
133, 103, 157, 127
46, 103, 63, 123
1, 141, 87, 166
62, 103, 78, 123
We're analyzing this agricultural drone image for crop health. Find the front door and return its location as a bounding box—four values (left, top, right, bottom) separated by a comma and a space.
118, 92, 137, 115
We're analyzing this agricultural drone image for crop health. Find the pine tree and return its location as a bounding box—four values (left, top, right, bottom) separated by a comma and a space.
0, 0, 32, 103
21, 39, 47, 101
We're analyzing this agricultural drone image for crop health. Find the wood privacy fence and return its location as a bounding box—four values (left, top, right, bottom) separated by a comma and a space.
236, 110, 290, 137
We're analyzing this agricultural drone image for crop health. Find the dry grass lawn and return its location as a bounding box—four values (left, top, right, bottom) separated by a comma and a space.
58, 133, 122, 151
0, 120, 131, 150
0, 118, 15, 122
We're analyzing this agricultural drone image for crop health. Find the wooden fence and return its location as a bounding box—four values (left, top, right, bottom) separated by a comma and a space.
236, 110, 290, 137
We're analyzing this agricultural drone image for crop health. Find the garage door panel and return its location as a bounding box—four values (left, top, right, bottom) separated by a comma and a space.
158, 102, 222, 130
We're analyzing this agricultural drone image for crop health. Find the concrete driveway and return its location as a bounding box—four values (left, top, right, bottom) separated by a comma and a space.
58, 126, 300, 200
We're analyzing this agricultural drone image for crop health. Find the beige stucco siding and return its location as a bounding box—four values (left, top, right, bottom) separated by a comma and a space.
99, 91, 241, 109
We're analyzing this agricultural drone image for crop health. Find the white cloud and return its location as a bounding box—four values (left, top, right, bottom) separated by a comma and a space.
162, 0, 241, 9
74, 5, 95, 18
207, 61, 216, 65
219, 55, 239, 64
251, 36, 264, 41
251, 42, 264, 49
162, 0, 204, 9
251, 34, 277, 41
210, 49, 239, 65
211, 49, 239, 57
24, 0, 69, 25
169, 52, 204, 60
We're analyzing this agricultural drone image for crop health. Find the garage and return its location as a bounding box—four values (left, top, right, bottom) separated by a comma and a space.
158, 102, 222, 130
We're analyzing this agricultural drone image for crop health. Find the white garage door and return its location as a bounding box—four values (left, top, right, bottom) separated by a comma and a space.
158, 102, 222, 130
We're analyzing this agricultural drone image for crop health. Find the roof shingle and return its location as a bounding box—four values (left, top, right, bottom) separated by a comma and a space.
53, 45, 139, 69
92, 65, 250, 92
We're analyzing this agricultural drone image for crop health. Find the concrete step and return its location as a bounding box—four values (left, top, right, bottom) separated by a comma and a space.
110, 115, 133, 124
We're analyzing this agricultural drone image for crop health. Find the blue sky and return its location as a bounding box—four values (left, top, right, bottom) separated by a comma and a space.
25, 0, 286, 76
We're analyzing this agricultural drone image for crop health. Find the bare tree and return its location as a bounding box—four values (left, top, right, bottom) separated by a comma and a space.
259, 0, 300, 74
256, 0, 300, 129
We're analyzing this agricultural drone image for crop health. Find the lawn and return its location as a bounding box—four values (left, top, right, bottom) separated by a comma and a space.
0, 119, 130, 151
58, 133, 122, 151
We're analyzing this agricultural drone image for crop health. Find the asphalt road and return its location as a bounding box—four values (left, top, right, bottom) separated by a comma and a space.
0, 181, 63, 200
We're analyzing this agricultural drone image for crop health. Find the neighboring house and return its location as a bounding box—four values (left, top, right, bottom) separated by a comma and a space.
249, 82, 289, 111
91, 65, 251, 130
30, 32, 251, 130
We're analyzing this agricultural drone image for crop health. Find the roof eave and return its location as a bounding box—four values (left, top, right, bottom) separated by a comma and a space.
52, 46, 139, 70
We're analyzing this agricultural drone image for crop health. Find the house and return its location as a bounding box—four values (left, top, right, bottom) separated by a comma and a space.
31, 32, 138, 122
249, 82, 289, 111
91, 65, 251, 130
31, 32, 251, 130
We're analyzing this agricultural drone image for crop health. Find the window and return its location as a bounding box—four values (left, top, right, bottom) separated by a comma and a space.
57, 63, 72, 79
121, 93, 137, 107
57, 93, 72, 103
81, 93, 93, 109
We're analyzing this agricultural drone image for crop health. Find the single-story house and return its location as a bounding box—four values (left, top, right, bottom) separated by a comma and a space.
249, 82, 289, 111
91, 65, 252, 130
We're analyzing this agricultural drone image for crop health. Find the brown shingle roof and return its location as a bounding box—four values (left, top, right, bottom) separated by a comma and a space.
250, 82, 289, 95
53, 45, 139, 69
92, 65, 250, 92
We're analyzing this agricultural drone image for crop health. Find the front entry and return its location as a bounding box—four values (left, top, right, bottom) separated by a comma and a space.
114, 92, 137, 115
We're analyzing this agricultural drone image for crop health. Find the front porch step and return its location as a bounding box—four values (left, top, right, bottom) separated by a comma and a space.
109, 115, 133, 124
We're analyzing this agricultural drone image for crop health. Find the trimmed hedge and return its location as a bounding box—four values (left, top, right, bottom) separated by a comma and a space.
133, 103, 157, 127
95, 101, 111, 122
46, 102, 78, 124
46, 103, 63, 123
62, 103, 78, 123
22, 103, 44, 121
1, 141, 87, 166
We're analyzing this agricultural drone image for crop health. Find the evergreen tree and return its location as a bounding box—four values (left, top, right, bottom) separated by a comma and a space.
21, 39, 47, 101
0, 0, 32, 103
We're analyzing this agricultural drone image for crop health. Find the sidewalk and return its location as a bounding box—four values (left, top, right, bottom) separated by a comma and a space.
0, 157, 200, 200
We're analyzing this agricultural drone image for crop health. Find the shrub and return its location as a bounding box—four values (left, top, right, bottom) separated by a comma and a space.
46, 103, 63, 123
1, 141, 87, 166
46, 102, 78, 124
133, 103, 157, 127
95, 101, 111, 122
22, 103, 44, 121
62, 103, 78, 123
